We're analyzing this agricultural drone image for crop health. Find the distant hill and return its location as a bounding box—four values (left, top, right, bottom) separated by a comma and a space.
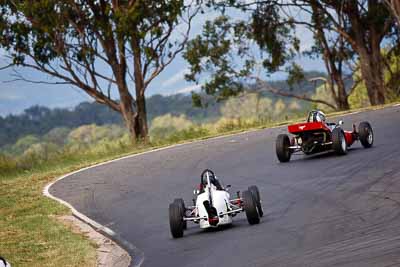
0, 72, 328, 147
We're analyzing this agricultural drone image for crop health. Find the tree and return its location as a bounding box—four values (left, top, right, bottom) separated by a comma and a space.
191, 0, 397, 107
183, 14, 336, 109
183, 4, 349, 110
303, 0, 396, 105
385, 0, 400, 26
0, 0, 200, 143
306, 3, 353, 110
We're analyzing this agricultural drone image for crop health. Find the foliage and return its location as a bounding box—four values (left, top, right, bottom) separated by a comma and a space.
67, 124, 125, 146
150, 114, 194, 140
273, 99, 286, 120
43, 127, 71, 146
348, 82, 370, 109
384, 48, 400, 101
183, 12, 298, 102
312, 84, 337, 112
10, 135, 40, 155
220, 93, 273, 121
348, 50, 400, 108
288, 100, 301, 111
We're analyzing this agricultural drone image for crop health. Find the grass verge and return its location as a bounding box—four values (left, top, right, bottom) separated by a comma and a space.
0, 101, 398, 266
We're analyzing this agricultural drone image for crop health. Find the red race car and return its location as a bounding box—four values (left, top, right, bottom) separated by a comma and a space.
276, 110, 374, 162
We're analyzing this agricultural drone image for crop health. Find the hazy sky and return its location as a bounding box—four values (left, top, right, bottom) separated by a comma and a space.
0, 10, 324, 116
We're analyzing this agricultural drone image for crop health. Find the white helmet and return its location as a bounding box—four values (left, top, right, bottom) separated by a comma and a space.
315, 111, 326, 122
0, 257, 11, 267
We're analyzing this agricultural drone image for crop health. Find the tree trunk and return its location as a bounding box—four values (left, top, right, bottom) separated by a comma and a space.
333, 75, 350, 110
119, 89, 138, 143
358, 49, 386, 105
346, 1, 386, 106
387, 0, 400, 26
311, 1, 350, 111
135, 90, 149, 143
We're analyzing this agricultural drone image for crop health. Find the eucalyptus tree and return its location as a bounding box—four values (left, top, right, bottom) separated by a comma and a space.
0, 0, 200, 142
185, 0, 398, 108
385, 0, 400, 26
303, 0, 396, 105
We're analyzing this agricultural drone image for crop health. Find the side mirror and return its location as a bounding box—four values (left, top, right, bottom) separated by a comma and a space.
338, 120, 344, 126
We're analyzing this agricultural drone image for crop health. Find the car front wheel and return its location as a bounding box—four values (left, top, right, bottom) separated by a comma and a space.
248, 185, 263, 217
169, 202, 184, 238
358, 121, 373, 148
332, 128, 347, 155
242, 190, 260, 225
276, 134, 291, 162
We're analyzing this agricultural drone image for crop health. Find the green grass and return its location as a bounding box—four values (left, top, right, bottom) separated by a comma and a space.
0, 169, 96, 266
0, 101, 398, 266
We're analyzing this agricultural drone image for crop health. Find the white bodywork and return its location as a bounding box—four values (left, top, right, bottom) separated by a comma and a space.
196, 185, 233, 228
183, 172, 243, 229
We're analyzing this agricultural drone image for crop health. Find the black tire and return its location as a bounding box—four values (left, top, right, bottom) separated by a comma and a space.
358, 121, 373, 148
248, 185, 263, 217
169, 202, 184, 238
332, 128, 347, 155
276, 134, 291, 162
242, 190, 260, 225
173, 198, 187, 230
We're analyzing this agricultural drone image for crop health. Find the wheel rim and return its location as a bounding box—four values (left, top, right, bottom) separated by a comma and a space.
367, 130, 373, 144
341, 134, 346, 151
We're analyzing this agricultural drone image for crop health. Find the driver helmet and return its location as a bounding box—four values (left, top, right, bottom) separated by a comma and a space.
202, 171, 216, 186
314, 110, 326, 122
201, 171, 223, 190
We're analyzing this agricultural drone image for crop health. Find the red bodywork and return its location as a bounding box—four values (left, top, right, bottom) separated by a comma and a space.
344, 131, 356, 146
288, 122, 331, 134
288, 121, 356, 147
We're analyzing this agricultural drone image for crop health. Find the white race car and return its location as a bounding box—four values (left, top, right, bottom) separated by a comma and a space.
169, 169, 263, 238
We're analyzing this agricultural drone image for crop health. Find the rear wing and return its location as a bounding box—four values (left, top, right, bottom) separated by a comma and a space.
288, 122, 331, 134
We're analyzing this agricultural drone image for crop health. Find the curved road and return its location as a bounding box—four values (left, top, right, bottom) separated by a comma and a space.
51, 106, 400, 267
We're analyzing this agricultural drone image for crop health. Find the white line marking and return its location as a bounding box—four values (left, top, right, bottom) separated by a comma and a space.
43, 182, 116, 237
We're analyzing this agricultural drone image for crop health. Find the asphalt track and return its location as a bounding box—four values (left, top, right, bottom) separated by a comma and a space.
51, 106, 400, 267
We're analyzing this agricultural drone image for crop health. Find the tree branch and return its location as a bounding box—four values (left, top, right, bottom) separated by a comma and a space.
252, 76, 338, 110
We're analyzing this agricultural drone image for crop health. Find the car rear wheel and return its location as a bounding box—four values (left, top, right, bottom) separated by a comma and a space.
242, 190, 260, 225
169, 202, 184, 238
248, 185, 263, 217
276, 134, 291, 162
173, 198, 187, 230
358, 121, 373, 148
332, 128, 347, 155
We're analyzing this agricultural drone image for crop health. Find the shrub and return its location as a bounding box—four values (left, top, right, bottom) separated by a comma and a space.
67, 124, 125, 149
11, 135, 40, 155
43, 127, 71, 146
162, 127, 210, 143
348, 81, 370, 109
17, 142, 59, 169
0, 154, 17, 176
220, 93, 273, 122
312, 84, 337, 112
213, 118, 239, 133
150, 114, 194, 141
